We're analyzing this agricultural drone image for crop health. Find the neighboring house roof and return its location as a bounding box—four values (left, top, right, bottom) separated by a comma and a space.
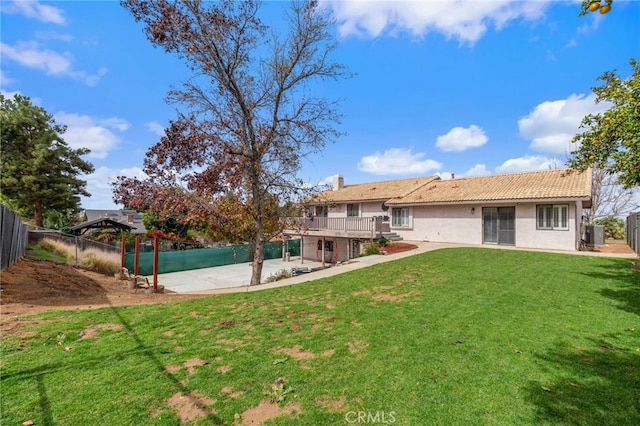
82, 209, 147, 234
308, 175, 440, 204
386, 169, 592, 206
68, 218, 134, 235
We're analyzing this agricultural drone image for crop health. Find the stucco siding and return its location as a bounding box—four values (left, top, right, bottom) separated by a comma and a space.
360, 201, 387, 217
327, 201, 386, 218
396, 205, 482, 244
515, 203, 577, 251
392, 203, 579, 251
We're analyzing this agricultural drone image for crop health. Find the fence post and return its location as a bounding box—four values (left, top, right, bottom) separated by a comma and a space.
153, 236, 159, 290
134, 235, 140, 276
120, 235, 126, 271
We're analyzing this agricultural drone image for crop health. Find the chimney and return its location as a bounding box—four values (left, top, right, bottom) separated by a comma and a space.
332, 174, 344, 191
127, 214, 134, 223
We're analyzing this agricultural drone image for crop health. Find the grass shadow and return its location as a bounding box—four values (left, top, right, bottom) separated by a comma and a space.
2, 304, 224, 424
580, 258, 640, 316
526, 336, 640, 425
107, 305, 224, 424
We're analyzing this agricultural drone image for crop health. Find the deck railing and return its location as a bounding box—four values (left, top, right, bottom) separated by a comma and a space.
281, 216, 383, 234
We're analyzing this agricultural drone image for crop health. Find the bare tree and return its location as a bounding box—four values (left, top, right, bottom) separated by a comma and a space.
586, 167, 640, 223
114, 0, 349, 285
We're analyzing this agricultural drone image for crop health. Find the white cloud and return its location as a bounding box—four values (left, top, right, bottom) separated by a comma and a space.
436, 171, 454, 180
102, 117, 131, 132
0, 89, 22, 99
518, 93, 611, 155
358, 148, 442, 175
79, 67, 108, 87
55, 112, 131, 159
327, 0, 551, 45
464, 164, 491, 177
436, 124, 488, 152
35, 31, 74, 42
577, 12, 603, 35
80, 166, 147, 210
2, 1, 66, 24
145, 121, 166, 137
1, 41, 73, 74
495, 155, 562, 173
0, 41, 107, 86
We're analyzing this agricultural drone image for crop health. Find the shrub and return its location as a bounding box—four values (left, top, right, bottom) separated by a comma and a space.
264, 269, 292, 283
363, 244, 381, 256
377, 237, 389, 247
79, 248, 121, 275
38, 238, 120, 275
594, 216, 626, 240
41, 238, 75, 260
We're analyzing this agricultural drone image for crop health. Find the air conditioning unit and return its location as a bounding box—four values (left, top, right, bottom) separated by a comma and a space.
585, 225, 605, 246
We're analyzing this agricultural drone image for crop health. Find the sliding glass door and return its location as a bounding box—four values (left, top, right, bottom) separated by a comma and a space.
483, 207, 515, 245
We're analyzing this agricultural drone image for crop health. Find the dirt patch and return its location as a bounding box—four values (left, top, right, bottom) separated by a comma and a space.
278, 344, 316, 359
316, 394, 347, 412
165, 358, 209, 375
0, 258, 212, 323
217, 365, 232, 373
221, 387, 244, 399
164, 364, 182, 374
591, 241, 636, 255
240, 399, 301, 425
80, 323, 123, 339
346, 338, 368, 359
184, 358, 208, 375
167, 391, 217, 423
373, 291, 421, 303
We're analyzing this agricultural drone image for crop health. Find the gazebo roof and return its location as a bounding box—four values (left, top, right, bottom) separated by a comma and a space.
68, 218, 134, 235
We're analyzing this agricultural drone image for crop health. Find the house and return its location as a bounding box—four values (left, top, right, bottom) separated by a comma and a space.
79, 209, 147, 235
282, 169, 592, 262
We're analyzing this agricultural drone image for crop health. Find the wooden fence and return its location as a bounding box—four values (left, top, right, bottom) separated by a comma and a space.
1, 205, 29, 270
627, 212, 639, 255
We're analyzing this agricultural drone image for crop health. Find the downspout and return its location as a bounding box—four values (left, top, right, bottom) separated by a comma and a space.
576, 200, 584, 250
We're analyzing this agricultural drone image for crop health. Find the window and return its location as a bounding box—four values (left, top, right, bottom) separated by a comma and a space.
392, 207, 410, 227
537, 204, 569, 230
315, 205, 328, 217
347, 203, 359, 217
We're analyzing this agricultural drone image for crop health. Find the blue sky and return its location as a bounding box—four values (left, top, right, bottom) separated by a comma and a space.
1, 0, 638, 210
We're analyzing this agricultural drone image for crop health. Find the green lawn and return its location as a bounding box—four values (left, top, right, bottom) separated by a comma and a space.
2, 248, 639, 425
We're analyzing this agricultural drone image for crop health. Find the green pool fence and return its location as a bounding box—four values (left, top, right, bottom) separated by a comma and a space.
125, 239, 300, 275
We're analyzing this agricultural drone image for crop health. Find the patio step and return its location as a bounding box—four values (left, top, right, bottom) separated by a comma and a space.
378, 232, 403, 242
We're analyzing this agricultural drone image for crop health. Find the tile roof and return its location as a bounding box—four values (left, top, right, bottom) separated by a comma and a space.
386, 169, 592, 205
308, 175, 440, 204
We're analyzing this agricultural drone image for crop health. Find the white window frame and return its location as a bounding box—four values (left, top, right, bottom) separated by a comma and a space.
537, 204, 569, 231
391, 207, 410, 227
